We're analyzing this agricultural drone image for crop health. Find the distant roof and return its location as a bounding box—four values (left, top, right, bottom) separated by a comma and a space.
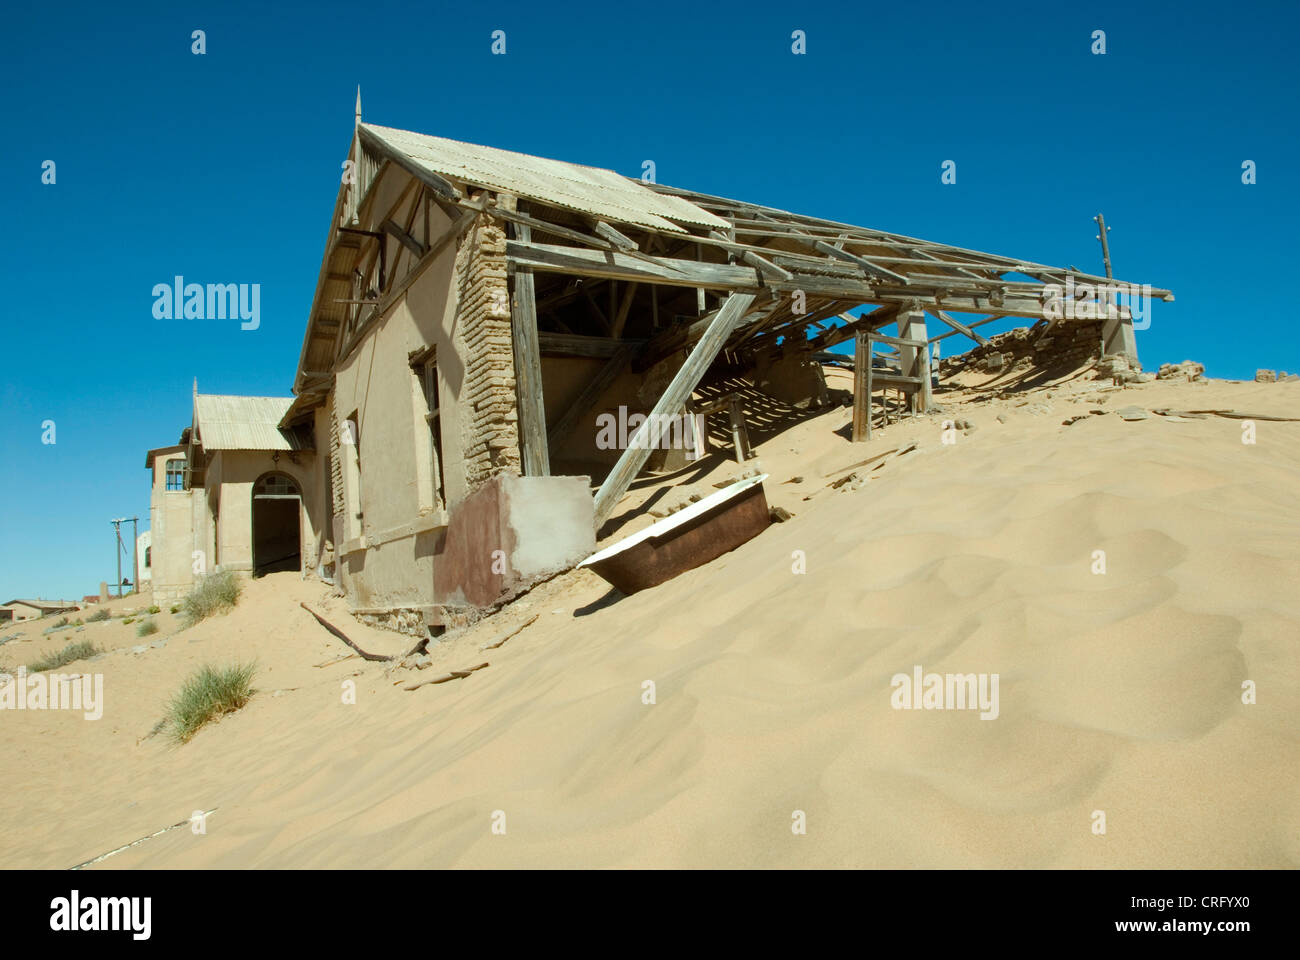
193, 394, 307, 452
361, 123, 730, 234
2, 599, 80, 611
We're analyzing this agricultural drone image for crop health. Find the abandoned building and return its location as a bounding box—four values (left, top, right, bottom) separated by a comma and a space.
0, 599, 81, 623
146, 98, 1169, 630
145, 387, 320, 603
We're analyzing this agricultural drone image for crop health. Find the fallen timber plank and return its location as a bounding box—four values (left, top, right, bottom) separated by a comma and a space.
299, 602, 393, 662
480, 614, 540, 651
827, 447, 906, 478
1154, 409, 1300, 422
592, 292, 757, 528
313, 653, 360, 668
825, 443, 917, 486
70, 809, 220, 870
403, 662, 490, 691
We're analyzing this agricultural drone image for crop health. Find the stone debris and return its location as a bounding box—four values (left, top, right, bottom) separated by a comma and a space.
1256, 369, 1277, 382
769, 506, 793, 522
1115, 405, 1150, 421
1157, 360, 1205, 381
940, 322, 1105, 380
1096, 354, 1143, 384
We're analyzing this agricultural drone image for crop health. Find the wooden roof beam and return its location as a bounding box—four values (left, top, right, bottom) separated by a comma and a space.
928, 309, 991, 346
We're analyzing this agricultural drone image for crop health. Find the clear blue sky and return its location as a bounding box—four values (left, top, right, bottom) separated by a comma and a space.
2, 0, 1296, 599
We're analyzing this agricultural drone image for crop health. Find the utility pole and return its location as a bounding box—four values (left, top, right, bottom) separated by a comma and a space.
130, 517, 139, 595
111, 518, 125, 598
110, 517, 138, 597
1093, 213, 1113, 279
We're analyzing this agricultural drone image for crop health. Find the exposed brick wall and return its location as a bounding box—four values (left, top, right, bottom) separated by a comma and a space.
939, 320, 1105, 377
453, 211, 521, 491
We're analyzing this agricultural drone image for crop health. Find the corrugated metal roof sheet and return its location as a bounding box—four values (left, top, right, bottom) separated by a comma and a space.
362, 123, 731, 233
2, 599, 81, 610
193, 395, 304, 451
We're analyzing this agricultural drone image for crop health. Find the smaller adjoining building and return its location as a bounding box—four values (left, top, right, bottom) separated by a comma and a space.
145, 384, 323, 603
136, 530, 152, 586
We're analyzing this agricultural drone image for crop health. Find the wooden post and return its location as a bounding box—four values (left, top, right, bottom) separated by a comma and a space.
853, 330, 870, 442
592, 293, 756, 528
511, 222, 549, 476
1094, 213, 1113, 279
896, 308, 930, 414
727, 398, 751, 461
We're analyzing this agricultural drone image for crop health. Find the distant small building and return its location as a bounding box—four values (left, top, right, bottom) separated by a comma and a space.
145, 385, 321, 603
0, 599, 81, 622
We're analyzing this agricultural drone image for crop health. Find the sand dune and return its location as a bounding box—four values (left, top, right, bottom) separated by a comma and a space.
2, 373, 1297, 868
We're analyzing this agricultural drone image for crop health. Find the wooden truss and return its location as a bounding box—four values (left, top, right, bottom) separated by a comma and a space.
290, 129, 1173, 529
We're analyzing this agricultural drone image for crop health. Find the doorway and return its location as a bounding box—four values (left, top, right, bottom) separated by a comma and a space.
252, 472, 302, 576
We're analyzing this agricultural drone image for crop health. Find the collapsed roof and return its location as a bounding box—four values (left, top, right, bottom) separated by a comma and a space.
291, 120, 1171, 408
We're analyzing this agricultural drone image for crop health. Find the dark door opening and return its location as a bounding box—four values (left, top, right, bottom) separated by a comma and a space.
252, 473, 302, 576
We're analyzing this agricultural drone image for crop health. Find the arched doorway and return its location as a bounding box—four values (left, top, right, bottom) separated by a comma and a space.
252, 472, 302, 576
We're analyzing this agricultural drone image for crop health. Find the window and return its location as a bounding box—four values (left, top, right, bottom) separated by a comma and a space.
344, 411, 362, 539
254, 473, 300, 498
165, 458, 186, 491
144, 547, 151, 569
422, 360, 446, 508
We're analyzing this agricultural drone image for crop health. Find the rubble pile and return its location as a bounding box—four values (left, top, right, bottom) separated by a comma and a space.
939, 320, 1105, 378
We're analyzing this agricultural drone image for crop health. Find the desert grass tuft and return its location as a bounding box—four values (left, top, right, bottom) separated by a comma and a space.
28, 640, 99, 673
136, 619, 159, 637
165, 662, 256, 743
86, 609, 110, 623
181, 571, 242, 627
